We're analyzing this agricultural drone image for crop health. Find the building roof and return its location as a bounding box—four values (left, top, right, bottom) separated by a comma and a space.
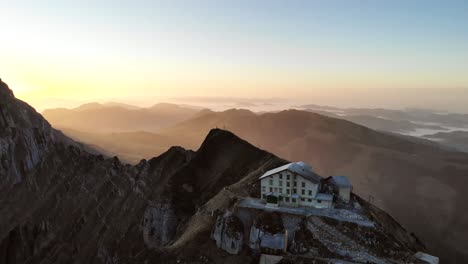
315, 193, 334, 201
328, 176, 352, 188
259, 162, 322, 183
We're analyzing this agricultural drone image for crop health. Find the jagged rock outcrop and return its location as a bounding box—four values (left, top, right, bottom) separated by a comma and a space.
0, 79, 56, 185
212, 211, 244, 254
249, 212, 286, 253
211, 211, 244, 254
143, 201, 178, 247
0, 79, 14, 98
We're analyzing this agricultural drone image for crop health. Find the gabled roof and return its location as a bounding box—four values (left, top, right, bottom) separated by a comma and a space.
259, 162, 322, 183
327, 176, 352, 188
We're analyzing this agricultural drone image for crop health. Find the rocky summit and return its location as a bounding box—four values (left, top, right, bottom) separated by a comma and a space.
0, 79, 429, 263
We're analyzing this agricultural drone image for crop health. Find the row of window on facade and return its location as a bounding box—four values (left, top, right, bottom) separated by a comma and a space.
268, 179, 307, 188
278, 173, 295, 180
262, 186, 313, 196
261, 194, 323, 204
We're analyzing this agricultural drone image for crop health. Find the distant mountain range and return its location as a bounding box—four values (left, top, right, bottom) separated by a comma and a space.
42, 102, 203, 133
40, 102, 468, 262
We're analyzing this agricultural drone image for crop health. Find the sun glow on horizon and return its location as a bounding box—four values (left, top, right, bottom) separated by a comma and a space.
1, 1, 468, 112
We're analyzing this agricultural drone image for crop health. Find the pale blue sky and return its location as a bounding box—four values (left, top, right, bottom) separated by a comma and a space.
1, 0, 468, 111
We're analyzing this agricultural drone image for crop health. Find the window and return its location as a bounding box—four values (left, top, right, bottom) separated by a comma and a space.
269, 179, 273, 185
285, 197, 290, 202
302, 182, 306, 188
318, 200, 322, 203
279, 181, 283, 186
308, 190, 312, 196
301, 198, 305, 202
301, 190, 305, 195
279, 188, 283, 193
287, 175, 290, 180
269, 187, 273, 192
308, 199, 312, 202
262, 186, 266, 192
279, 174, 283, 179
286, 182, 290, 187
286, 189, 290, 194
293, 181, 297, 187
293, 189, 297, 194
292, 198, 296, 203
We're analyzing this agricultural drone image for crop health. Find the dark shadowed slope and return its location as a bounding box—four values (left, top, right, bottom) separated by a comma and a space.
42, 102, 202, 133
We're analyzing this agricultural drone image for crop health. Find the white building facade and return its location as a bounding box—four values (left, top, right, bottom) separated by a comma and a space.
259, 162, 333, 209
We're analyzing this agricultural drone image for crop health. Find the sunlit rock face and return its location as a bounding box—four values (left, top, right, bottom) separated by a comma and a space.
0, 79, 57, 185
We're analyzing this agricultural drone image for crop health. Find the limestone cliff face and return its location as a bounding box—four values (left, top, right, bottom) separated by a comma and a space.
143, 201, 178, 248
211, 212, 244, 254
0, 79, 56, 185
215, 201, 425, 263
248, 212, 287, 253
0, 79, 91, 187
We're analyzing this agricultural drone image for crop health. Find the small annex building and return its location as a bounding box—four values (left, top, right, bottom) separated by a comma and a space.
325, 176, 353, 202
259, 162, 333, 209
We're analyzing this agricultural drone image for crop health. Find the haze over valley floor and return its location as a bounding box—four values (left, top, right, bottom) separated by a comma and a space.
42, 101, 468, 159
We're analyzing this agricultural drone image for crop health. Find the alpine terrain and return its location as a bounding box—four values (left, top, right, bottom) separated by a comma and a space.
0, 79, 437, 263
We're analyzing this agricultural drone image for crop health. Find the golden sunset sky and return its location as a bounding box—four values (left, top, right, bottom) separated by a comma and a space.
1, 1, 467, 112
